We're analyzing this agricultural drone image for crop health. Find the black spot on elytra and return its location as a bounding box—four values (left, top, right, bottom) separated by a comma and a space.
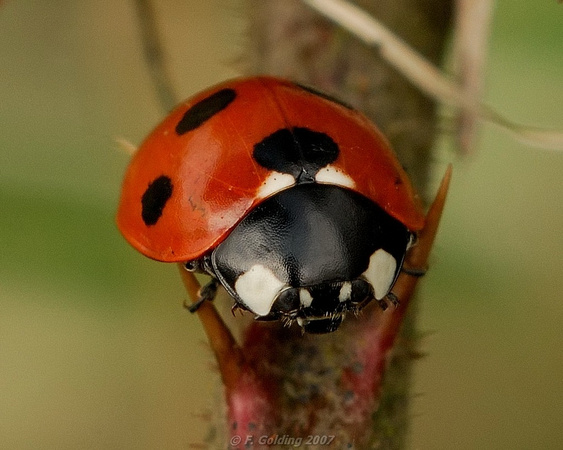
295, 83, 355, 110
175, 88, 236, 135
253, 127, 339, 183
141, 175, 173, 226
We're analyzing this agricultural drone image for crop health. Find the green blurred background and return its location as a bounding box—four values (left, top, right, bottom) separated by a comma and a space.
1, 1, 561, 448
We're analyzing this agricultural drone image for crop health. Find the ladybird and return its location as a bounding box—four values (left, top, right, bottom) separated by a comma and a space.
117, 77, 424, 333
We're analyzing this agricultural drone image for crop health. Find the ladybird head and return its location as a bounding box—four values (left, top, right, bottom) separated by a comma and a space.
206, 183, 413, 333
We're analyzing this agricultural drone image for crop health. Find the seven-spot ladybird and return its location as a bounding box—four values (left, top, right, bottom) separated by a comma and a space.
117, 76, 424, 333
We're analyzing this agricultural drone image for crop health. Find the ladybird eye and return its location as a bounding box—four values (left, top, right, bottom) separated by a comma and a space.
184, 261, 198, 272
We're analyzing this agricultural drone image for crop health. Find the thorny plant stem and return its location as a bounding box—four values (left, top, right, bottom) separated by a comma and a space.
177, 166, 452, 446
135, 0, 454, 446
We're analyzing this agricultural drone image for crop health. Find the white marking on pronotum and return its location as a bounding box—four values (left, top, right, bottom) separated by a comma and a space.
315, 165, 355, 188
256, 171, 296, 199
338, 281, 352, 302
299, 289, 314, 307
362, 249, 397, 300
234, 264, 286, 316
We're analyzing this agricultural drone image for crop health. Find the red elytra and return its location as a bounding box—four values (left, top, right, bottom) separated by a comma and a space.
117, 76, 424, 262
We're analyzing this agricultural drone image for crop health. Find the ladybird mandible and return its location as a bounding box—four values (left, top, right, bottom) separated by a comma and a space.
117, 76, 424, 333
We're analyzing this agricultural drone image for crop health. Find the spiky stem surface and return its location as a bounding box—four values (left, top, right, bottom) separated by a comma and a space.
136, 0, 454, 446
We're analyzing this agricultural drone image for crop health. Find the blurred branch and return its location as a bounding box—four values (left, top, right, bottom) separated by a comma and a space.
303, 0, 563, 151
452, 0, 495, 153
134, 0, 178, 111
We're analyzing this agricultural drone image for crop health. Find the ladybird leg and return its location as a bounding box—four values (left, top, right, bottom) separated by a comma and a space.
376, 298, 389, 311
184, 279, 219, 313
177, 264, 245, 391
231, 302, 248, 317
386, 292, 400, 308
